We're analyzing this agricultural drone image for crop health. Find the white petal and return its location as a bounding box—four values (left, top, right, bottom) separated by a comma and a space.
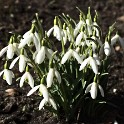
20, 72, 27, 87
47, 68, 54, 88
4, 69, 13, 85
90, 57, 98, 74
55, 70, 61, 84
98, 84, 104, 97
33, 32, 40, 51
35, 46, 45, 64
76, 32, 83, 46
47, 27, 54, 37
54, 25, 62, 41
7, 44, 14, 59
23, 30, 31, 38
27, 72, 34, 88
63, 30, 67, 45
85, 83, 92, 94
86, 19, 92, 36
49, 98, 57, 110
18, 33, 33, 48
72, 51, 82, 64
39, 84, 49, 101
27, 85, 40, 96
90, 82, 97, 99
104, 42, 111, 56
9, 56, 19, 69
93, 53, 101, 65
19, 55, 26, 72
75, 47, 80, 53
0, 46, 8, 57
74, 20, 84, 37
39, 98, 47, 110
61, 49, 73, 64
79, 57, 90, 71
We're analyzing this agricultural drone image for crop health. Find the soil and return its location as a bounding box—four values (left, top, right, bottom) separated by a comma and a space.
0, 0, 124, 124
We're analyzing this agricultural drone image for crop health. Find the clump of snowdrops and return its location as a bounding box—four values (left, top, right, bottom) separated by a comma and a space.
0, 7, 124, 122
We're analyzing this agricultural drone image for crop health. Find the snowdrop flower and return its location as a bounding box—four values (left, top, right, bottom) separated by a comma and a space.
0, 43, 17, 59
75, 32, 84, 46
39, 97, 57, 110
66, 27, 73, 42
85, 82, 104, 99
47, 25, 63, 41
74, 20, 84, 37
63, 29, 67, 45
35, 46, 55, 64
111, 34, 124, 49
93, 22, 100, 37
27, 83, 49, 102
0, 69, 14, 85
20, 71, 34, 88
9, 54, 29, 72
53, 25, 63, 41
79, 56, 98, 74
111, 34, 119, 46
86, 19, 92, 36
18, 31, 40, 50
61, 49, 82, 64
93, 53, 101, 65
104, 41, 111, 56
47, 68, 61, 88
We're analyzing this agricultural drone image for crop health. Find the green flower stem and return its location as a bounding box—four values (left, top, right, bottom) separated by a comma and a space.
61, 39, 65, 55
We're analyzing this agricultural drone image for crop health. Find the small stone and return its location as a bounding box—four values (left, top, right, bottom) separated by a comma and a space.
5, 88, 16, 96
115, 46, 120, 51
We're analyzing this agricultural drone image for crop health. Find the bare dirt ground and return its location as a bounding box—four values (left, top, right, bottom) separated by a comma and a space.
0, 0, 124, 123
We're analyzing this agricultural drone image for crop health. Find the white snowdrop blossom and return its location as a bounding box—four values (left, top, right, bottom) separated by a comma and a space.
27, 84, 49, 102
86, 19, 92, 36
75, 32, 84, 46
93, 53, 101, 65
47, 68, 61, 88
74, 20, 84, 37
104, 41, 111, 56
111, 34, 119, 46
39, 97, 57, 110
20, 71, 34, 88
61, 49, 82, 64
79, 56, 98, 74
93, 22, 100, 37
0, 43, 17, 59
111, 34, 124, 50
18, 31, 40, 50
85, 82, 104, 99
63, 29, 67, 45
0, 69, 14, 85
47, 25, 63, 41
66, 27, 73, 42
35, 46, 55, 64
9, 54, 29, 72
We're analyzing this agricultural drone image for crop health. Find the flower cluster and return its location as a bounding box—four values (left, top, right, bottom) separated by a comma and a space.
0, 8, 123, 122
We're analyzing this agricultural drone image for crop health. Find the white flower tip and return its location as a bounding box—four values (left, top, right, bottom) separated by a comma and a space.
90, 83, 97, 99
